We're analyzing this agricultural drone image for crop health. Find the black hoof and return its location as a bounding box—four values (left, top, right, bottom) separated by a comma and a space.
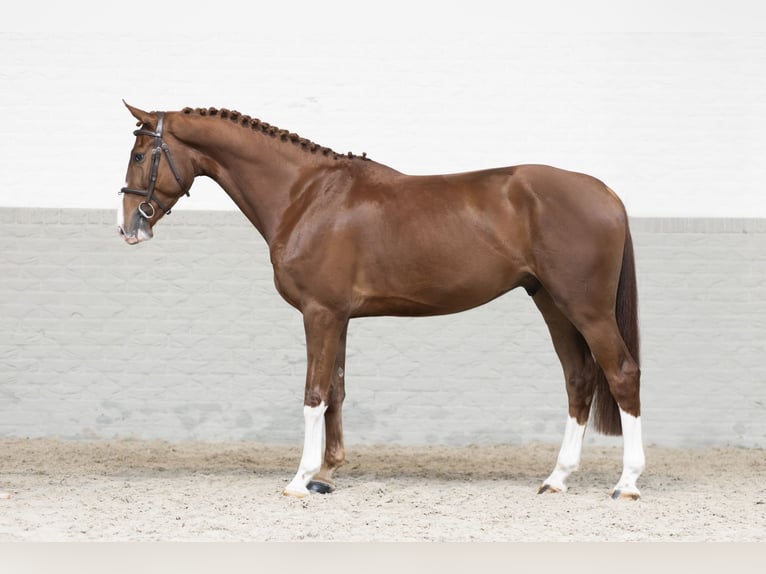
307, 480, 335, 494
611, 489, 621, 500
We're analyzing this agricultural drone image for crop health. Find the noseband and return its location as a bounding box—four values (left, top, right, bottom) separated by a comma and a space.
120, 112, 188, 219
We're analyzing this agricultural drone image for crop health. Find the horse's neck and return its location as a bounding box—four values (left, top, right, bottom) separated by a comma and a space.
177, 116, 313, 244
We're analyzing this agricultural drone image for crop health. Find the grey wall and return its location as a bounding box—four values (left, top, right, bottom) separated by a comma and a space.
1, 208, 764, 448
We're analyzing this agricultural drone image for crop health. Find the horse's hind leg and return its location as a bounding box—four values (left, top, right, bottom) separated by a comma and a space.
533, 288, 597, 494
576, 318, 644, 500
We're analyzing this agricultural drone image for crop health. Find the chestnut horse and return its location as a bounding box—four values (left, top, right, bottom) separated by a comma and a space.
117, 102, 644, 500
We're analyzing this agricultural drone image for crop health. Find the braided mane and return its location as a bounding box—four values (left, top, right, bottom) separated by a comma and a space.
181, 106, 367, 161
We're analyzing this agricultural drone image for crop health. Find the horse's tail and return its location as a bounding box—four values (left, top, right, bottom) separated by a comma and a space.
591, 223, 640, 436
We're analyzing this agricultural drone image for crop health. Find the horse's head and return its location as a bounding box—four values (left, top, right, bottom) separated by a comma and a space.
118, 102, 194, 244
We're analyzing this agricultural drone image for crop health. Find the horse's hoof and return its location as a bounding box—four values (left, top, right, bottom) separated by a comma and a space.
307, 480, 335, 494
611, 489, 641, 501
537, 483, 561, 495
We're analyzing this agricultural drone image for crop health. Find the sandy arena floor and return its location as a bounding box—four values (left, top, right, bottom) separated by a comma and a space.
0, 438, 764, 542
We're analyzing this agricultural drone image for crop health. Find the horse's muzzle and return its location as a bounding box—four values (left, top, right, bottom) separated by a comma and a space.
118, 212, 154, 245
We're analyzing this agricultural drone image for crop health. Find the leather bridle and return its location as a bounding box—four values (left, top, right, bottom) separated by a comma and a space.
119, 112, 188, 219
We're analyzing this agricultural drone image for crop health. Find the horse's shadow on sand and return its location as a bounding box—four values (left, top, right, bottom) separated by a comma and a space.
91, 442, 651, 492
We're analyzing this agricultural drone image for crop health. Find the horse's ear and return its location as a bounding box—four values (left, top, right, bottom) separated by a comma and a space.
123, 100, 156, 128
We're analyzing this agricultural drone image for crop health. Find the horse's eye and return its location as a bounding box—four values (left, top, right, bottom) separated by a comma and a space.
133, 153, 146, 163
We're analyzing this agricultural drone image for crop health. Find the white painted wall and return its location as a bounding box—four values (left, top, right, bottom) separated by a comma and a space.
2, 1, 765, 216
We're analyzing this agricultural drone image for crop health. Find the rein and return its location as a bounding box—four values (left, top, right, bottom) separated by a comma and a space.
119, 112, 188, 219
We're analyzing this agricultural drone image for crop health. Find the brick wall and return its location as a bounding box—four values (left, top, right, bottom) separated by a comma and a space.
1, 208, 764, 448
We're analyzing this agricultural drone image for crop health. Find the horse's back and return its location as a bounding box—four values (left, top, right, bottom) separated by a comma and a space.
376, 163, 629, 268
508, 164, 627, 220
272, 161, 629, 317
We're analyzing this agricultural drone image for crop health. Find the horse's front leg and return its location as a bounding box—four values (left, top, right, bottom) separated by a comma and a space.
283, 306, 347, 498
306, 321, 348, 494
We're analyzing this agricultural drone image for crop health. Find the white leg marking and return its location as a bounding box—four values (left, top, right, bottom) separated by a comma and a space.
542, 416, 586, 492
613, 409, 645, 498
283, 402, 328, 497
